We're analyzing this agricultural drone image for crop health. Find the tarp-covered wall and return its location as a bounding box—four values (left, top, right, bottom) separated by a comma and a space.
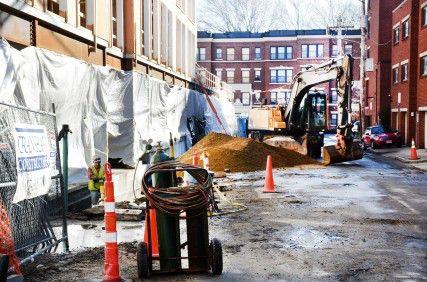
0, 39, 236, 184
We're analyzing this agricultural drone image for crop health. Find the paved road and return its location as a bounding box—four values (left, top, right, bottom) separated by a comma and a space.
22, 152, 427, 281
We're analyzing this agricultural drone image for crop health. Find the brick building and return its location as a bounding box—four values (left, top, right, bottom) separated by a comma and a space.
365, 0, 402, 128
0, 0, 197, 87
197, 29, 361, 130
389, 0, 427, 147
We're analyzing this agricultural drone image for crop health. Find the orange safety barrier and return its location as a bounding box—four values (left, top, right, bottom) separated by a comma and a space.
103, 163, 121, 282
0, 203, 20, 275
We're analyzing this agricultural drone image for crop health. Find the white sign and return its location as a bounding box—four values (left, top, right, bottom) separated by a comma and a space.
13, 124, 52, 203
365, 58, 374, 72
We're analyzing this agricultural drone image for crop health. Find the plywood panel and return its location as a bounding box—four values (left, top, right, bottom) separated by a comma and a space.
106, 54, 122, 70
36, 25, 103, 66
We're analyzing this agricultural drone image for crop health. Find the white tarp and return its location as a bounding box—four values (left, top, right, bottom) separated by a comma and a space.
0, 38, 235, 185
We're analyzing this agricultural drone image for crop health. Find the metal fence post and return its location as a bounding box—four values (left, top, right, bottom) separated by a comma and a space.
58, 124, 72, 253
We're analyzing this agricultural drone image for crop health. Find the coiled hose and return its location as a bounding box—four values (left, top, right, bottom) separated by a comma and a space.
141, 160, 212, 215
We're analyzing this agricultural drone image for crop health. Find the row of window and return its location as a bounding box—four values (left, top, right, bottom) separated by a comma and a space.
392, 55, 427, 84
217, 69, 294, 84
197, 44, 353, 61
393, 19, 410, 45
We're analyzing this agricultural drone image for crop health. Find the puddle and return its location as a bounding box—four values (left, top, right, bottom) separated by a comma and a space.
281, 228, 342, 249
53, 220, 144, 252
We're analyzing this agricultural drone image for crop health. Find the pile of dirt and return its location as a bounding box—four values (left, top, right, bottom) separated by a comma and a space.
178, 132, 319, 172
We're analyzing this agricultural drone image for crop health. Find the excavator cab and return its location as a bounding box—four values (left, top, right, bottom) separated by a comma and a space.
307, 92, 327, 131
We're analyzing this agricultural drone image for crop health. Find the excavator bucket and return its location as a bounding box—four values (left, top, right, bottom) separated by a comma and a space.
323, 141, 363, 165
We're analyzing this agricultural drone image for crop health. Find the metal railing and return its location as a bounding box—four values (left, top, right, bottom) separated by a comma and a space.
195, 63, 234, 101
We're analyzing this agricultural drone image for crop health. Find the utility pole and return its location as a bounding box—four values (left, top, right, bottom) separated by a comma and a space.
359, 0, 367, 133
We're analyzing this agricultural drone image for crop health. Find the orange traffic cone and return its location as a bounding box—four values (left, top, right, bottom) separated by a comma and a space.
143, 206, 159, 257
410, 138, 419, 160
103, 163, 121, 282
263, 155, 275, 193
193, 148, 199, 166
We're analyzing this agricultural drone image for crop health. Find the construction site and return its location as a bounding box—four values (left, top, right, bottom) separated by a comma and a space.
0, 0, 426, 281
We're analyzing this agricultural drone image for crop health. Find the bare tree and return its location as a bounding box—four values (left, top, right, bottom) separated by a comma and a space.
309, 0, 361, 29
197, 0, 288, 33
197, 0, 361, 32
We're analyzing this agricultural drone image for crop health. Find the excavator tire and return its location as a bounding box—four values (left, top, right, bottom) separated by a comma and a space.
323, 141, 363, 165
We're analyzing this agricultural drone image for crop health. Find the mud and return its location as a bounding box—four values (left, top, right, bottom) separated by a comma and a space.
22, 154, 427, 281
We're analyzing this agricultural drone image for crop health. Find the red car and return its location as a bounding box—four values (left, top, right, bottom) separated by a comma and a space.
362, 125, 403, 149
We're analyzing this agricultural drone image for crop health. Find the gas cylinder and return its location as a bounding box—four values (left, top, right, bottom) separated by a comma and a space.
150, 143, 181, 272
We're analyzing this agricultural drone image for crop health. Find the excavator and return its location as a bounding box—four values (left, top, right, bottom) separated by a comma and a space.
247, 54, 363, 165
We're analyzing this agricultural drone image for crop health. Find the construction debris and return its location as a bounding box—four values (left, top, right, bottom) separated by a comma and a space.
179, 133, 319, 172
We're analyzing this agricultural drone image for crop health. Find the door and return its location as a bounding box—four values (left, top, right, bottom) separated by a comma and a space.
425, 112, 427, 149
404, 112, 408, 144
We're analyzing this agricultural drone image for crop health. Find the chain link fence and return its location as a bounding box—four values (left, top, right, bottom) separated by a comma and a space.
0, 101, 68, 263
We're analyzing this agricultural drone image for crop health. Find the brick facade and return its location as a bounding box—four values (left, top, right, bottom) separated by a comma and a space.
197, 29, 361, 130
365, 0, 402, 128
389, 0, 427, 148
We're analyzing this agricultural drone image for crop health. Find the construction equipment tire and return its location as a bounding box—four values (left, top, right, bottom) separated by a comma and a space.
137, 242, 150, 278
210, 238, 223, 275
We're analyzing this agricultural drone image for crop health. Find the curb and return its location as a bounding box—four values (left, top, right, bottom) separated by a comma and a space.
394, 156, 427, 164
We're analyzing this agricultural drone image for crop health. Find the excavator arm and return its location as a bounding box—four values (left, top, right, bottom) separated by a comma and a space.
283, 54, 363, 164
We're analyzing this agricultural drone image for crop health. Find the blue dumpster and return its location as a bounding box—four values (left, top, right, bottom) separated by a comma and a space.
236, 117, 248, 137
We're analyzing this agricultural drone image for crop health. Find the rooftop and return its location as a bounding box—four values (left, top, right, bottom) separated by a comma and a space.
198, 29, 361, 39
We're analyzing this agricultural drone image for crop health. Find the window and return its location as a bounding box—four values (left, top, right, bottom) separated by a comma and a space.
255, 47, 262, 60
112, 0, 118, 47
215, 48, 222, 60
367, 19, 370, 38
46, 0, 65, 16
421, 56, 427, 76
401, 63, 408, 81
197, 48, 206, 61
242, 48, 250, 60
277, 92, 285, 104
242, 70, 250, 83
344, 44, 353, 55
270, 69, 292, 83
270, 46, 292, 60
284, 91, 292, 104
227, 48, 235, 60
242, 92, 250, 106
331, 44, 338, 57
422, 5, 427, 27
79, 0, 87, 27
302, 44, 323, 58
393, 27, 399, 45
330, 89, 338, 104
331, 114, 338, 126
402, 20, 409, 39
226, 70, 235, 83
254, 70, 261, 81
270, 92, 278, 105
393, 67, 399, 84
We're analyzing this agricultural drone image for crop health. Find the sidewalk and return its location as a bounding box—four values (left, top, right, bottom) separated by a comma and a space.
368, 146, 427, 171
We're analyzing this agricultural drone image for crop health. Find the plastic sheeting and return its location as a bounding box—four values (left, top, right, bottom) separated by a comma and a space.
0, 39, 236, 184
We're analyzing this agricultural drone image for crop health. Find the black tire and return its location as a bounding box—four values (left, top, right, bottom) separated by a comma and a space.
371, 142, 378, 149
396, 142, 402, 148
210, 238, 223, 275
137, 242, 150, 278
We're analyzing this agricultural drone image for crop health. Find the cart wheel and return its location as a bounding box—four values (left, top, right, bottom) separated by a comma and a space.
210, 238, 223, 275
137, 242, 150, 278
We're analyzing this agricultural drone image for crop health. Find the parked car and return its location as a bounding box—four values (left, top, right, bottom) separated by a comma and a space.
362, 125, 403, 149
